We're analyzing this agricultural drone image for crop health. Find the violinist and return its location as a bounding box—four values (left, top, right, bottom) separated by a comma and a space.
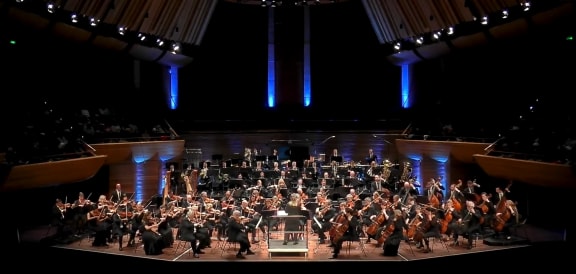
220, 190, 235, 216
86, 195, 112, 247
72, 192, 93, 236
262, 198, 279, 231
52, 198, 71, 239
451, 201, 482, 249
142, 214, 166, 255
179, 210, 202, 258
127, 202, 146, 247
414, 207, 440, 253
312, 198, 336, 244
330, 207, 359, 259
228, 210, 255, 259
187, 205, 211, 250
239, 200, 260, 244
157, 205, 175, 247
111, 194, 132, 251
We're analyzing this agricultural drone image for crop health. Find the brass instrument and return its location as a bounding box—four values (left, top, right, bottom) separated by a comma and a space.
400, 162, 412, 182
382, 160, 394, 182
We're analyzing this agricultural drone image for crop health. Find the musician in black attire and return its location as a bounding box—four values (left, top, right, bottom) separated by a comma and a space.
451, 201, 482, 249
179, 210, 202, 258
283, 193, 303, 245
312, 199, 337, 244
330, 207, 360, 259
382, 209, 409, 256
111, 210, 128, 251
228, 210, 255, 259
127, 203, 146, 247
51, 199, 71, 240
414, 207, 441, 253
86, 202, 111, 247
397, 182, 419, 205
142, 214, 166, 255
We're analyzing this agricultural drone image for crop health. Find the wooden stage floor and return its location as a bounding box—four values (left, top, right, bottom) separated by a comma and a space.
20, 223, 538, 263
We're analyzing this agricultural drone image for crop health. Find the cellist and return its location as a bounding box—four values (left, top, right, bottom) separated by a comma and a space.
413, 207, 441, 253
330, 207, 359, 259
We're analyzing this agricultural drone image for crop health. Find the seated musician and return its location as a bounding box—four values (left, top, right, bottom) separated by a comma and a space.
220, 190, 236, 216
382, 209, 409, 256
228, 210, 255, 259
437, 200, 457, 240
142, 214, 166, 255
187, 205, 211, 249
451, 201, 482, 249
312, 198, 336, 244
261, 198, 279, 232
414, 207, 441, 253
157, 205, 175, 247
111, 195, 132, 251
86, 195, 113, 247
330, 207, 360, 259
179, 210, 202, 258
478, 192, 496, 232
239, 200, 262, 244
398, 181, 419, 205
128, 202, 146, 247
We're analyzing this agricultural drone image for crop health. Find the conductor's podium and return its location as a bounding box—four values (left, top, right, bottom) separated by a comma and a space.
266, 213, 309, 259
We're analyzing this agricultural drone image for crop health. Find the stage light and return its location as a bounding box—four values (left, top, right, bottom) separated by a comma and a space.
9, 40, 16, 45
71, 14, 78, 23
567, 36, 573, 41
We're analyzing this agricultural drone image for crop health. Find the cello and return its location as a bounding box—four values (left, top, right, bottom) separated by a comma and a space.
330, 212, 349, 244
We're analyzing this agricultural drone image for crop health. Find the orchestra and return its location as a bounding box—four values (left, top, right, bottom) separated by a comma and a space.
50, 154, 523, 259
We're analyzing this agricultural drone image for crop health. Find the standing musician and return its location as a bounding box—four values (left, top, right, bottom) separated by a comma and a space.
283, 193, 303, 245
312, 198, 336, 244
110, 183, 123, 203
494, 199, 520, 240
228, 210, 256, 259
179, 210, 202, 258
413, 207, 441, 253
71, 192, 93, 236
478, 192, 496, 232
451, 200, 482, 249
330, 207, 359, 259
52, 198, 71, 239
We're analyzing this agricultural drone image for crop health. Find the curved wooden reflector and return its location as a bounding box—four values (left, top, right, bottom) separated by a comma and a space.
473, 154, 576, 188
1, 155, 107, 192
395, 139, 489, 164
90, 140, 185, 165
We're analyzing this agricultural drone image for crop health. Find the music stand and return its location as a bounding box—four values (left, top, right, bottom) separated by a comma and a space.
280, 188, 288, 199
330, 156, 343, 163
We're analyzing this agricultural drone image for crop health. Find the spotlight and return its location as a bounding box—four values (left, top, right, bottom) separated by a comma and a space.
118, 27, 126, 35
501, 10, 508, 19
70, 14, 78, 23
47, 3, 55, 13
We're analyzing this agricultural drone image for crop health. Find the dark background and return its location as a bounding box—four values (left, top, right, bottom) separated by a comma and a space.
0, 1, 575, 130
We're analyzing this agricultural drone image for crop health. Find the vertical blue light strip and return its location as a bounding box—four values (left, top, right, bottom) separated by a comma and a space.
169, 66, 178, 110
401, 64, 411, 109
267, 8, 276, 108
158, 161, 167, 196
303, 6, 311, 107
135, 163, 144, 203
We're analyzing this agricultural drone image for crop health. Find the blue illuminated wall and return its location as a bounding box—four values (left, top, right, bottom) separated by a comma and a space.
401, 64, 412, 109
169, 66, 178, 110
132, 156, 150, 203
267, 8, 276, 108
303, 6, 311, 107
